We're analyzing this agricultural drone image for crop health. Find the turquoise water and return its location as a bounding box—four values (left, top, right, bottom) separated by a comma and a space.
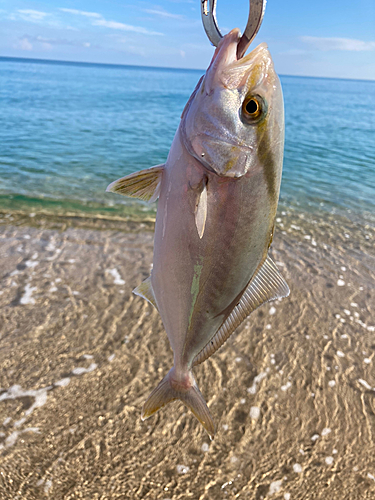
0, 56, 374, 223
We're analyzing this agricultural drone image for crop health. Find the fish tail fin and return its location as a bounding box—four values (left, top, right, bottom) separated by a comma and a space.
141, 368, 215, 440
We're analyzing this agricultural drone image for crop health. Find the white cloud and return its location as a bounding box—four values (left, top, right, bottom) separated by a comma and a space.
59, 8, 101, 19
59, 8, 163, 36
115, 40, 147, 57
21, 34, 93, 49
143, 8, 184, 20
37, 36, 90, 48
15, 37, 33, 50
92, 18, 162, 35
301, 36, 375, 52
17, 9, 49, 22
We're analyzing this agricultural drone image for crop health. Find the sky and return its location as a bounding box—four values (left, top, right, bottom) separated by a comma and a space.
0, 0, 374, 79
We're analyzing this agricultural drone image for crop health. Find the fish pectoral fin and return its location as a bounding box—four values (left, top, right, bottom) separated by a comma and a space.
195, 182, 208, 239
133, 276, 158, 310
193, 255, 290, 366
106, 164, 164, 202
141, 367, 215, 440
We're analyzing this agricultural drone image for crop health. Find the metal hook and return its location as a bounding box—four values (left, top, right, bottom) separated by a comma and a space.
201, 0, 266, 58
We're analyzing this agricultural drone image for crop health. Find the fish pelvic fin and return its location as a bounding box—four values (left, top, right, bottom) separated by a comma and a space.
193, 255, 290, 366
141, 367, 215, 440
133, 276, 158, 310
106, 164, 164, 202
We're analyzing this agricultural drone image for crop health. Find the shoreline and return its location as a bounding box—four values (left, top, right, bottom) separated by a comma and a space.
0, 209, 156, 233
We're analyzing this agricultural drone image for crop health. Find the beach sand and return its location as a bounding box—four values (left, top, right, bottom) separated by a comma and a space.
0, 208, 374, 499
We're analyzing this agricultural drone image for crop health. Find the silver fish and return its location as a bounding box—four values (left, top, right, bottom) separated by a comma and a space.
107, 29, 289, 439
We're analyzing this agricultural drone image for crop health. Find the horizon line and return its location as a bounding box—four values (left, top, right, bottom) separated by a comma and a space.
0, 54, 374, 83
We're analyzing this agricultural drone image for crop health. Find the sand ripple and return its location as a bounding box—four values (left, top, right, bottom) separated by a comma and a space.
0, 208, 374, 499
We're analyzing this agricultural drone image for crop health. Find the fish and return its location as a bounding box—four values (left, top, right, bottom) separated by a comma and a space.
106, 28, 289, 439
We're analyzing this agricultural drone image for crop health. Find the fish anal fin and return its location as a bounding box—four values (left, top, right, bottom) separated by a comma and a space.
133, 276, 158, 310
195, 183, 207, 239
106, 164, 164, 202
193, 255, 290, 366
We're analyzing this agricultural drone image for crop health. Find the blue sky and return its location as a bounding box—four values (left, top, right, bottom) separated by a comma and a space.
0, 0, 374, 79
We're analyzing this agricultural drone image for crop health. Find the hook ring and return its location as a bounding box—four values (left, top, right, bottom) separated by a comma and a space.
201, 0, 266, 58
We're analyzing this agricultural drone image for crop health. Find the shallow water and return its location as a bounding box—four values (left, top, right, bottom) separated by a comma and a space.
0, 58, 375, 225
0, 204, 374, 499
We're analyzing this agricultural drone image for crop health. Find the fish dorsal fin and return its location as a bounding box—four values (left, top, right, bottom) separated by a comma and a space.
195, 183, 207, 239
106, 164, 164, 202
193, 255, 290, 366
133, 276, 158, 310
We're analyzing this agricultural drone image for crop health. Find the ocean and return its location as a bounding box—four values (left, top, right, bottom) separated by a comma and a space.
0, 57, 375, 499
1, 56, 374, 225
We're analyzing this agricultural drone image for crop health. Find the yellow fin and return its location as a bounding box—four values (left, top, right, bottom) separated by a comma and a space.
133, 276, 158, 310
195, 183, 207, 239
106, 164, 164, 202
193, 255, 290, 366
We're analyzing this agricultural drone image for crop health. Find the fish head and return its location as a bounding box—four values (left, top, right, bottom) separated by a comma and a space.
181, 29, 284, 178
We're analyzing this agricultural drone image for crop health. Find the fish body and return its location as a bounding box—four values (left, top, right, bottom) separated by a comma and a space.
107, 29, 289, 438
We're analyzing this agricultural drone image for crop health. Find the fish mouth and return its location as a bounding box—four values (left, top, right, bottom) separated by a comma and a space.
204, 29, 271, 92
207, 28, 241, 69
210, 28, 268, 65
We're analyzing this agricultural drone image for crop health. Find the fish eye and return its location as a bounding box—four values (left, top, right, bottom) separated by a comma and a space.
241, 95, 266, 124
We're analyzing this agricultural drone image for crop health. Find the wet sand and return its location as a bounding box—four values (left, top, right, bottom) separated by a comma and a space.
0, 208, 374, 499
